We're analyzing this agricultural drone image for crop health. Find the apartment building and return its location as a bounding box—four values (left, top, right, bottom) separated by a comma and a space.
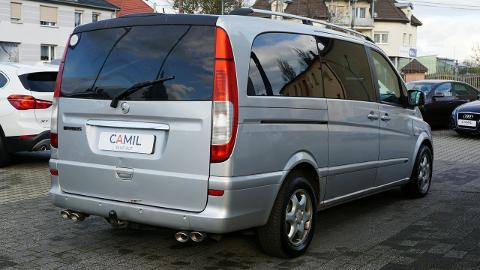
252, 0, 422, 69
0, 0, 117, 64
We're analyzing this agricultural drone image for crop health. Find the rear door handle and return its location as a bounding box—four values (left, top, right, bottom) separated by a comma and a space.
367, 112, 379, 120
115, 167, 134, 180
381, 113, 391, 121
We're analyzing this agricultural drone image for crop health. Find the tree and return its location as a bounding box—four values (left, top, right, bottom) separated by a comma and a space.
462, 45, 480, 74
172, 0, 246, 14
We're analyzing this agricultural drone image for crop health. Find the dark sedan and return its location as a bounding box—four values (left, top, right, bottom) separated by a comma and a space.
451, 100, 480, 135
406, 80, 480, 127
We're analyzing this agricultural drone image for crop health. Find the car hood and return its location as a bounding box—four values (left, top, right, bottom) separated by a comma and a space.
458, 100, 480, 113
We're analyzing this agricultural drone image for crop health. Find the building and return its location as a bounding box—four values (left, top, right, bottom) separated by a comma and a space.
401, 59, 428, 82
252, 0, 422, 69
105, 0, 153, 17
417, 55, 458, 75
0, 0, 118, 64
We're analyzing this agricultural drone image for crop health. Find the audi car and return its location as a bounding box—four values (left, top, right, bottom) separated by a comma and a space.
451, 100, 480, 135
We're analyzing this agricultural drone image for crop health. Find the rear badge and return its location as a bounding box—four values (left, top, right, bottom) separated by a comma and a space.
121, 102, 130, 114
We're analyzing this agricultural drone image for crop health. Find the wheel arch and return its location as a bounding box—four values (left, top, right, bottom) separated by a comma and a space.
281, 151, 321, 203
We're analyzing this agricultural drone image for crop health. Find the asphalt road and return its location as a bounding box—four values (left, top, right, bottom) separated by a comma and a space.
0, 130, 480, 270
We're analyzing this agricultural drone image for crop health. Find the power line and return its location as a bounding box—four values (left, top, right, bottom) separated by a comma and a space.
397, 0, 480, 10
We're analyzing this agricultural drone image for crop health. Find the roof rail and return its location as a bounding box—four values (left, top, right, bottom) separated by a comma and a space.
230, 8, 373, 43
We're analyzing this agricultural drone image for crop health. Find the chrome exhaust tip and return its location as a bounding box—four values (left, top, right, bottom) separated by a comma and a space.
190, 232, 207, 243
70, 212, 86, 222
60, 210, 71, 220
175, 231, 190, 243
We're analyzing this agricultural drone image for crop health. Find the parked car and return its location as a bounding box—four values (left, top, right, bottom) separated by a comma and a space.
451, 100, 480, 135
50, 11, 433, 258
406, 80, 480, 127
0, 63, 58, 166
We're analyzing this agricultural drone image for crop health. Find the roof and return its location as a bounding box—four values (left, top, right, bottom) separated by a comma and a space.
410, 15, 422, 26
104, 0, 153, 16
74, 13, 218, 33
401, 59, 428, 73
375, 0, 409, 23
284, 0, 329, 20
30, 0, 118, 11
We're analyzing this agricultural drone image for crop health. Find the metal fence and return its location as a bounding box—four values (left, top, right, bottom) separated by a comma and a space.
425, 73, 480, 89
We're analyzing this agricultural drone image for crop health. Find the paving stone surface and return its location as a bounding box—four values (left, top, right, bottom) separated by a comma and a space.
0, 130, 479, 269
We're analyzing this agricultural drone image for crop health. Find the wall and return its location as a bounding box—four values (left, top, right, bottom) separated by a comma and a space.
0, 0, 115, 63
373, 20, 417, 58
405, 72, 425, 83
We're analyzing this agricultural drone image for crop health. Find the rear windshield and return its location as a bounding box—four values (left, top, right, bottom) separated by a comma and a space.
19, 72, 58, 92
406, 82, 435, 93
61, 25, 215, 101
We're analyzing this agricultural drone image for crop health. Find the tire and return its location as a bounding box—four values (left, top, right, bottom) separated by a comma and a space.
402, 145, 433, 198
0, 132, 11, 167
258, 172, 317, 258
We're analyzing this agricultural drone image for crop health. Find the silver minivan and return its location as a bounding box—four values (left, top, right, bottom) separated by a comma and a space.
49, 9, 433, 258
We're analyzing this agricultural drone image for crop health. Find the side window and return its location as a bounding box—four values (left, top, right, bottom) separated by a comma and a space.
454, 83, 475, 97
435, 83, 452, 97
248, 33, 323, 98
318, 37, 375, 101
0, 73, 7, 88
371, 50, 403, 105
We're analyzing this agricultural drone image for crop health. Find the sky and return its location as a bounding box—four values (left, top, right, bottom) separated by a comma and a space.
150, 0, 480, 61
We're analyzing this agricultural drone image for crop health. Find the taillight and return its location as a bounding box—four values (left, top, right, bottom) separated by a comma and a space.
210, 27, 238, 163
51, 35, 70, 148
7, 95, 52, 110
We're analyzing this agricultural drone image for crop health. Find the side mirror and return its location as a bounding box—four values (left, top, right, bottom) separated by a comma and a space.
408, 90, 425, 107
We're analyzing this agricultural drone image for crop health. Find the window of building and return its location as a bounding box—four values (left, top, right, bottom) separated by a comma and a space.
75, 10, 83, 27
371, 50, 403, 105
92, 12, 100, 22
403, 33, 407, 46
319, 37, 375, 102
40, 6, 58, 27
374, 32, 389, 44
0, 42, 19, 62
247, 33, 323, 98
10, 2, 22, 23
353, 7, 366, 18
40, 44, 55, 61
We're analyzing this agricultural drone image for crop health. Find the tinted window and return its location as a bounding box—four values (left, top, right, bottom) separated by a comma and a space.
406, 82, 434, 93
61, 25, 215, 101
19, 72, 58, 92
248, 33, 323, 98
454, 83, 476, 97
318, 38, 374, 101
0, 73, 7, 88
371, 50, 402, 105
435, 83, 452, 96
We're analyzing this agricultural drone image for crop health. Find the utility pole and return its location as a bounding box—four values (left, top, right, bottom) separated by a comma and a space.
222, 0, 224, 15
351, 0, 356, 30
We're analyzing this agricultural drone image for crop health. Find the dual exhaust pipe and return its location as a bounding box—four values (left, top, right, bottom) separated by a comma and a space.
60, 210, 88, 222
175, 231, 207, 243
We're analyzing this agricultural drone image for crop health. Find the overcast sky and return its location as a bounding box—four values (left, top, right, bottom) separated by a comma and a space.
151, 0, 480, 61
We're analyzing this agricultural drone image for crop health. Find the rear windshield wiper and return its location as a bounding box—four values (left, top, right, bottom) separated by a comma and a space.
110, 76, 175, 108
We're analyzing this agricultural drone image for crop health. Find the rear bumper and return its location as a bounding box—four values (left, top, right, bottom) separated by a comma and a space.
4, 131, 50, 153
49, 172, 282, 234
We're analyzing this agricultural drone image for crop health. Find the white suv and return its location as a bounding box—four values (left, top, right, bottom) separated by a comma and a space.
0, 63, 58, 166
